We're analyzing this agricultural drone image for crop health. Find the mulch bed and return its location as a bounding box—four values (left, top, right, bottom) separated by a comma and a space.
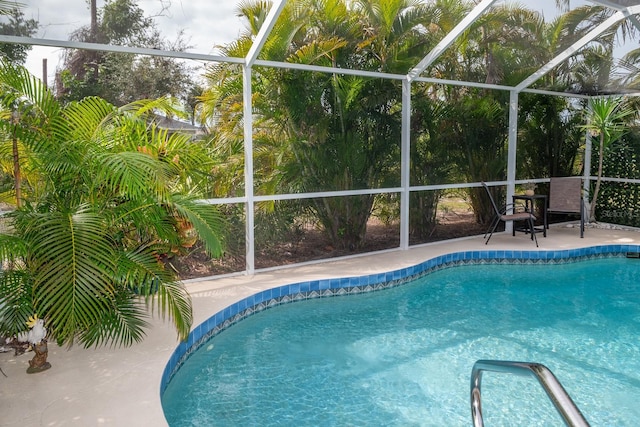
170, 211, 486, 280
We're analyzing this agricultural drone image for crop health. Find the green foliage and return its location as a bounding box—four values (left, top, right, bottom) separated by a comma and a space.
102, 0, 151, 44
582, 97, 636, 220
254, 200, 308, 261
56, 0, 195, 109
200, 0, 636, 248
594, 131, 640, 227
0, 62, 226, 348
450, 95, 509, 224
517, 93, 584, 179
409, 91, 456, 240
0, 7, 38, 64
203, 0, 430, 250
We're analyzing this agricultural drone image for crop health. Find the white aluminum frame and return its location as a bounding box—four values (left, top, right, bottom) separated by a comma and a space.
2, 0, 640, 276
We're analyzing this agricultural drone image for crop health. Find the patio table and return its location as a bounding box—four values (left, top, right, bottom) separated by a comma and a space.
512, 193, 548, 237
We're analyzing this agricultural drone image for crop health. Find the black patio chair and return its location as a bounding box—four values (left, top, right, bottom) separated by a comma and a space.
482, 183, 538, 247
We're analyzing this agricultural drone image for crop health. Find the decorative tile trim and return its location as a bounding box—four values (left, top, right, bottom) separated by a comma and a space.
160, 244, 640, 394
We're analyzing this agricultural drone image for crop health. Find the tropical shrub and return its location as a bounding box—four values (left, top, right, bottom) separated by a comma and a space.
409, 92, 456, 240
0, 62, 225, 348
451, 95, 509, 225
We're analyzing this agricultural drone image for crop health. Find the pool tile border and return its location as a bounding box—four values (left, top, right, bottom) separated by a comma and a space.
160, 244, 640, 395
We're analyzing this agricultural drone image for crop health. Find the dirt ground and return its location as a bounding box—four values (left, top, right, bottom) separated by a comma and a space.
170, 198, 485, 280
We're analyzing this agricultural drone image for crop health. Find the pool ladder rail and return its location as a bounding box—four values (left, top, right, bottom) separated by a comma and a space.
470, 360, 590, 427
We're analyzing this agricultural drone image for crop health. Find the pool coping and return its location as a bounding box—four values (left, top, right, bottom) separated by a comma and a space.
160, 243, 640, 396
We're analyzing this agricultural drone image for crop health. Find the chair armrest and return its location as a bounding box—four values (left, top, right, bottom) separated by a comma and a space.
499, 203, 527, 214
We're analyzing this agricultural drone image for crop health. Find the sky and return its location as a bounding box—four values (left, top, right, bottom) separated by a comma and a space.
21, 0, 245, 82
13, 0, 603, 84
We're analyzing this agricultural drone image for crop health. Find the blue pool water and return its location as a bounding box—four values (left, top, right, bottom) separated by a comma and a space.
162, 257, 640, 426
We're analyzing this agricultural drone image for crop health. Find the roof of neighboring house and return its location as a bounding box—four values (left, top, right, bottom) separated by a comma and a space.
154, 115, 205, 136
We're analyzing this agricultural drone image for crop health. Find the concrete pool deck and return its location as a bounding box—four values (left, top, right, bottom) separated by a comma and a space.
2, 223, 639, 426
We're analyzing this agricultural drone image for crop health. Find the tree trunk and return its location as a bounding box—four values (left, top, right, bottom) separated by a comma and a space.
89, 0, 99, 80
12, 112, 21, 208
410, 191, 440, 240
314, 195, 374, 251
589, 133, 605, 221
90, 0, 97, 41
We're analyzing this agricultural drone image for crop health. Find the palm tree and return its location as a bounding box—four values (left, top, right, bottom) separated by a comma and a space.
409, 90, 456, 240
469, 4, 548, 85
582, 97, 635, 221
518, 93, 584, 180
205, 0, 443, 250
556, 5, 638, 94
452, 96, 509, 224
513, 11, 587, 183
615, 47, 640, 92
0, 61, 225, 348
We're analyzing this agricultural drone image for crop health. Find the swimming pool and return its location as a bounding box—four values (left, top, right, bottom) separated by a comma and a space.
161, 247, 640, 426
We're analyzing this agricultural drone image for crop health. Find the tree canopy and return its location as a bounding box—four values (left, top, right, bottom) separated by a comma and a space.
0, 6, 38, 64
55, 0, 195, 110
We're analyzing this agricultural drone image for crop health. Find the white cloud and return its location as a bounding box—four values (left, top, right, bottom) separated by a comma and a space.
24, 0, 89, 39
138, 0, 242, 53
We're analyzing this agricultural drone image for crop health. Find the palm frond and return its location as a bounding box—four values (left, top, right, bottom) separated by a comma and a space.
0, 231, 28, 262
153, 279, 193, 341
0, 269, 34, 336
94, 151, 173, 202
170, 194, 226, 258
0, 61, 60, 120
23, 208, 116, 346
121, 96, 184, 121
290, 37, 348, 64
60, 97, 117, 142
78, 289, 150, 348
0, 1, 21, 15
116, 247, 192, 341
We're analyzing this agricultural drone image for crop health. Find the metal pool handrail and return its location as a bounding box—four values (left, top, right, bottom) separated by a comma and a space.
470, 360, 590, 427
